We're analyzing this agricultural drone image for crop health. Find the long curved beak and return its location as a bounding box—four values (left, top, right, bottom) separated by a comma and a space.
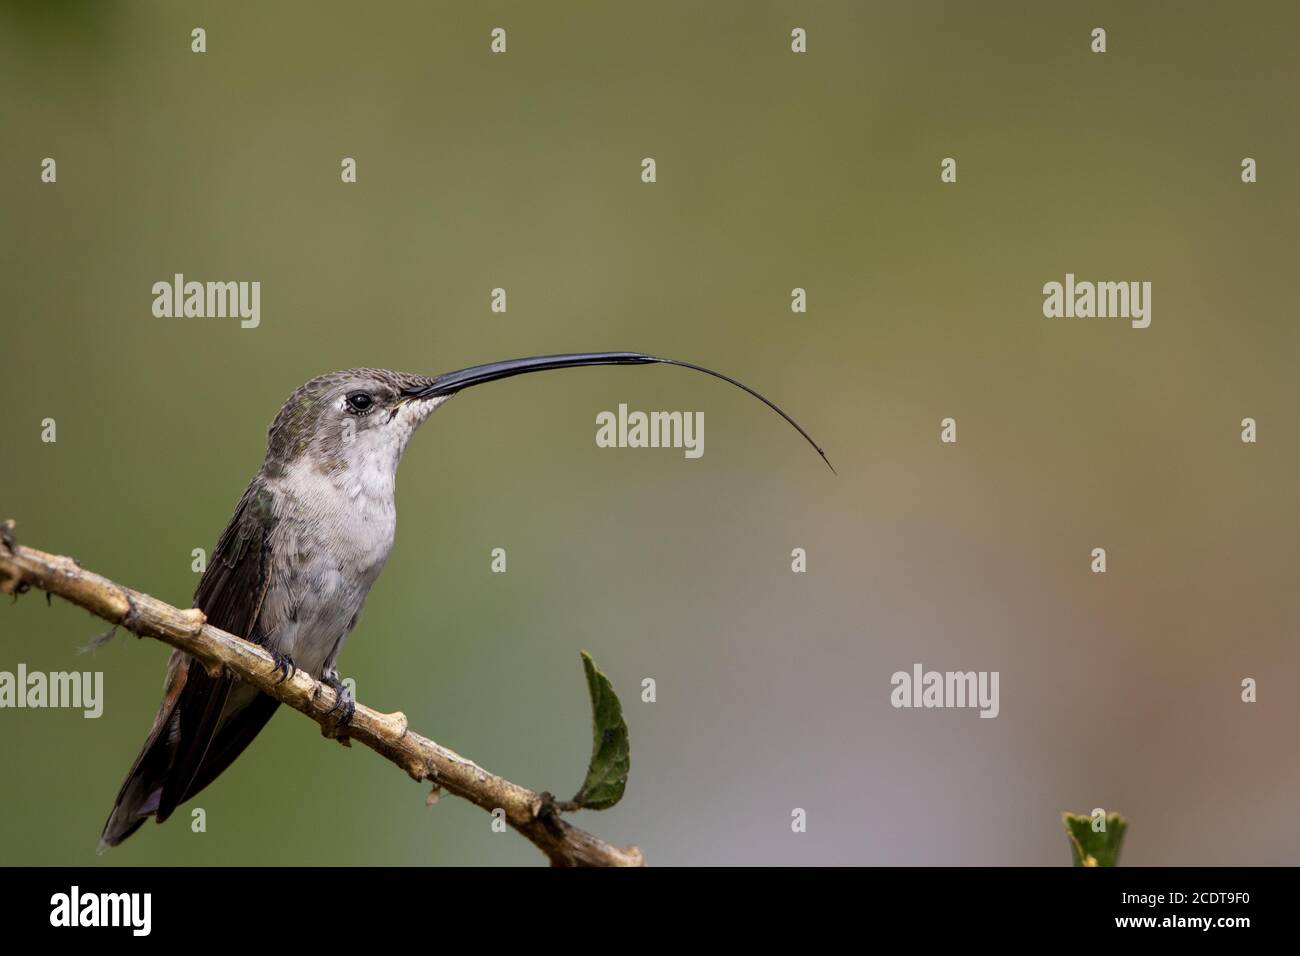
401, 351, 834, 473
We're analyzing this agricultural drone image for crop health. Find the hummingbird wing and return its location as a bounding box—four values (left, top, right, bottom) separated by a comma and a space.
157, 479, 283, 820
101, 479, 281, 847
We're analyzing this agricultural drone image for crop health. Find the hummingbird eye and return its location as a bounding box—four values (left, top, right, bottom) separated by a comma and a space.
345, 391, 375, 413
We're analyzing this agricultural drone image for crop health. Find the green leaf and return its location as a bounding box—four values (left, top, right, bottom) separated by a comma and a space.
1063, 811, 1128, 867
570, 651, 630, 810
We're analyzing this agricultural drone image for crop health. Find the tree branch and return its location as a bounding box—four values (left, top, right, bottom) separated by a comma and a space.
0, 519, 644, 867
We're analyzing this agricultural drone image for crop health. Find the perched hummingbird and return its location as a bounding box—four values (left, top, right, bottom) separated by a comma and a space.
101, 352, 829, 847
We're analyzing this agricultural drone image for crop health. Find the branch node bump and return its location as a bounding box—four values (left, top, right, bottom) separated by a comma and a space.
379, 710, 409, 740
120, 591, 143, 632
535, 791, 558, 822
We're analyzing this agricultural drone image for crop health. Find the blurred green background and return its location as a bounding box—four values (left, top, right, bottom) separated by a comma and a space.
1, 1, 1297, 865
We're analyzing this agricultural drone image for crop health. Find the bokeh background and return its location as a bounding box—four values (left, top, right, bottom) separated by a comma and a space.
1, 1, 1297, 866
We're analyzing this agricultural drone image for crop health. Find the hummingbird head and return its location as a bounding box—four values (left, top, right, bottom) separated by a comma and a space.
263, 368, 441, 480
262, 352, 833, 481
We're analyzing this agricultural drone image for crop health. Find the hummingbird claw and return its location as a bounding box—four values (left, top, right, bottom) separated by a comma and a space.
271, 652, 296, 685
320, 671, 355, 744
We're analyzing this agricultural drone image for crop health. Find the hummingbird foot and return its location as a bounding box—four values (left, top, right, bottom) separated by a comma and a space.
271, 652, 296, 686
319, 671, 355, 745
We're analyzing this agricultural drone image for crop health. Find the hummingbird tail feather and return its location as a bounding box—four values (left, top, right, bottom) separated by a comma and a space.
100, 652, 284, 848
98, 649, 190, 849
99, 717, 176, 848
100, 778, 164, 849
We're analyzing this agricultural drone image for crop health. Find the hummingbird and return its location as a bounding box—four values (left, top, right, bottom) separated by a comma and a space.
100, 352, 830, 847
